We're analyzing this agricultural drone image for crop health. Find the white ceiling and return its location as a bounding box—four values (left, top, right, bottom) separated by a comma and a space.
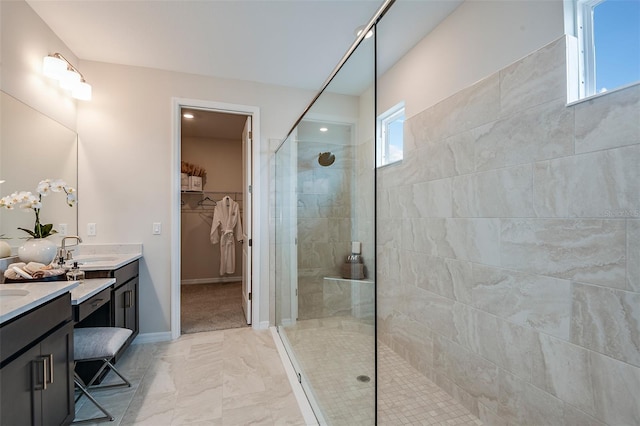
27, 0, 462, 95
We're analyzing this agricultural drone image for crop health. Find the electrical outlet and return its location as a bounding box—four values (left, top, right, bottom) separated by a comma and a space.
87, 223, 96, 236
58, 223, 68, 235
152, 222, 161, 235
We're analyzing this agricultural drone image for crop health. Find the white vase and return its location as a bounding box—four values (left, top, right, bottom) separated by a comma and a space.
18, 239, 57, 264
0, 241, 11, 258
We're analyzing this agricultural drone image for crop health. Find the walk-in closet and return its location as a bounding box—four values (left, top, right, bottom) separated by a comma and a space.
180, 108, 250, 333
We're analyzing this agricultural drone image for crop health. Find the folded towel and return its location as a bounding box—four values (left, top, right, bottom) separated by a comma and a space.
24, 262, 48, 274
3, 262, 65, 280
32, 268, 65, 279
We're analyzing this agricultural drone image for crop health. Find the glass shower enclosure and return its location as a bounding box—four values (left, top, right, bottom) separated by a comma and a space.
274, 25, 376, 426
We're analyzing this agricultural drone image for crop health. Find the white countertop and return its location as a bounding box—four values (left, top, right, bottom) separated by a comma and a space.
0, 281, 79, 324
71, 278, 116, 305
64, 253, 142, 271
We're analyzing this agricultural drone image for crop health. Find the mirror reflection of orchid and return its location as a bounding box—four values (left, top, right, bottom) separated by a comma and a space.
0, 179, 77, 238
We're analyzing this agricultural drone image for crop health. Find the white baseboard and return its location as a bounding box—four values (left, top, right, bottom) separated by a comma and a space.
132, 331, 173, 344
181, 276, 242, 285
256, 320, 270, 330
270, 327, 319, 426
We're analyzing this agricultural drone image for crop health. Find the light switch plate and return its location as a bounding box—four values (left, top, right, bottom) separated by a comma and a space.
153, 222, 161, 235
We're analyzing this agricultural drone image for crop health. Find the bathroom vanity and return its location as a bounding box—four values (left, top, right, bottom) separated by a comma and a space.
0, 249, 142, 424
0, 283, 78, 426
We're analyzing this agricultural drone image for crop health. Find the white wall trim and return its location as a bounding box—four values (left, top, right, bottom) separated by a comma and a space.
181, 277, 243, 285
270, 327, 319, 426
133, 331, 173, 345
171, 97, 261, 341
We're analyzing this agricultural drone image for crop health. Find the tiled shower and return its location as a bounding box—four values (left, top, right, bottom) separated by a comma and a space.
377, 36, 639, 425
273, 2, 639, 424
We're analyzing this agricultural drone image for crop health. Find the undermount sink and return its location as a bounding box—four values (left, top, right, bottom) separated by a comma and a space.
0, 289, 30, 298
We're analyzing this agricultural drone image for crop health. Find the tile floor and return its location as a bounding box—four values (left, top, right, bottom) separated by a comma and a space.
75, 320, 482, 426
73, 328, 306, 425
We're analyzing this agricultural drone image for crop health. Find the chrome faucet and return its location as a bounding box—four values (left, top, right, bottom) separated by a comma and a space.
56, 236, 83, 266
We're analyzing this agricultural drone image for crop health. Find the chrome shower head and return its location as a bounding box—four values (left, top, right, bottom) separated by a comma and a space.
318, 152, 335, 167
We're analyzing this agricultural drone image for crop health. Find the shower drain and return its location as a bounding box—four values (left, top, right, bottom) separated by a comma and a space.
356, 375, 371, 383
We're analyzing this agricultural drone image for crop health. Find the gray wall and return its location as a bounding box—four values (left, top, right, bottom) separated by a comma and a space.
377, 36, 640, 425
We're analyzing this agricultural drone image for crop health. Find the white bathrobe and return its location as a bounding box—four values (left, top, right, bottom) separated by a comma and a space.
210, 196, 243, 275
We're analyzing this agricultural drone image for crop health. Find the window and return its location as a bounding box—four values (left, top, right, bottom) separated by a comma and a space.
377, 103, 405, 167
575, 0, 640, 98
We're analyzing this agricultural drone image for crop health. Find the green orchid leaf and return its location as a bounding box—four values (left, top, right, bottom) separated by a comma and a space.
17, 227, 37, 238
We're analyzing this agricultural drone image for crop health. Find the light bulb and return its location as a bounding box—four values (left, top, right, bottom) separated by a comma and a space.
59, 69, 81, 90
42, 55, 67, 79
72, 80, 92, 101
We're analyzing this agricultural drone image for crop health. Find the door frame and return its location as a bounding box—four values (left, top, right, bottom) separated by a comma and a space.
171, 97, 261, 339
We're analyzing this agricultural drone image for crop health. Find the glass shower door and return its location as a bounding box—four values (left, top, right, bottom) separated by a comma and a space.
274, 33, 376, 425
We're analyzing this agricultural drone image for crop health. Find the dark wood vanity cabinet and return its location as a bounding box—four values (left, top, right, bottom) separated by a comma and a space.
0, 294, 75, 426
84, 259, 139, 360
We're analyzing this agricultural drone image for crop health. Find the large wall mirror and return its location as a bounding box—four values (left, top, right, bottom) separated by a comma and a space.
0, 91, 78, 248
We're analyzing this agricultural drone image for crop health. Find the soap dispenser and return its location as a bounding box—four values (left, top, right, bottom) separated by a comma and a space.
66, 262, 85, 282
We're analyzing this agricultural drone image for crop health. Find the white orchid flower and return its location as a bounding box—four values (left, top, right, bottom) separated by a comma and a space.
66, 192, 77, 206
50, 179, 66, 192
37, 179, 52, 195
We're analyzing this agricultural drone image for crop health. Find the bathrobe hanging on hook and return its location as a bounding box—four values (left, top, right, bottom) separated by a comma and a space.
210, 196, 243, 275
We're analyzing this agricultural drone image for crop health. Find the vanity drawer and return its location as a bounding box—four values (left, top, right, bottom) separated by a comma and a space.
1, 293, 71, 366
75, 287, 111, 323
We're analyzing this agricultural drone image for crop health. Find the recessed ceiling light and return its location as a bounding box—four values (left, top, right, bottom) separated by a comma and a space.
320, 127, 328, 132
183, 113, 194, 119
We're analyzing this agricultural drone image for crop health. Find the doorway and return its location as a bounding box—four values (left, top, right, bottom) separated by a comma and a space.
172, 99, 257, 337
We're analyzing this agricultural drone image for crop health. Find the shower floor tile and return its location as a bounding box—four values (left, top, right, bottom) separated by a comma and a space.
280, 316, 482, 425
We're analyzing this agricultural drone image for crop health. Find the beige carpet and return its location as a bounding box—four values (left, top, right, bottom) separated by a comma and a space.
180, 281, 249, 334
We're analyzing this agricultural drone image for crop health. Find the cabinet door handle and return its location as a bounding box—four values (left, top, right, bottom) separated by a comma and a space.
32, 357, 47, 390
31, 356, 48, 390
45, 354, 54, 385
91, 298, 104, 308
125, 289, 133, 308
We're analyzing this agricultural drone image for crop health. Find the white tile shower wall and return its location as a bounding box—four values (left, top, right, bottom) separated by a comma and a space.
376, 36, 640, 425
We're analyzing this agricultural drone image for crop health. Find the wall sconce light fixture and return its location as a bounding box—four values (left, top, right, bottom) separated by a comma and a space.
43, 53, 92, 101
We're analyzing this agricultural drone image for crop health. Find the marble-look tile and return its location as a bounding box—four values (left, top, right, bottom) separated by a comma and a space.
497, 370, 564, 426
500, 37, 567, 116
433, 335, 499, 413
571, 282, 640, 367
453, 164, 534, 218
475, 98, 574, 172
378, 312, 434, 376
422, 130, 477, 181
173, 385, 223, 425
402, 251, 455, 300
397, 178, 452, 218
120, 391, 178, 426
453, 305, 534, 382
471, 264, 571, 339
534, 145, 640, 218
590, 350, 640, 426
574, 83, 640, 154
423, 72, 501, 143
297, 242, 345, 269
563, 404, 607, 426
500, 219, 627, 288
221, 403, 273, 426
531, 333, 596, 416
402, 218, 501, 264
448, 219, 501, 266
406, 288, 458, 341
629, 220, 640, 292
